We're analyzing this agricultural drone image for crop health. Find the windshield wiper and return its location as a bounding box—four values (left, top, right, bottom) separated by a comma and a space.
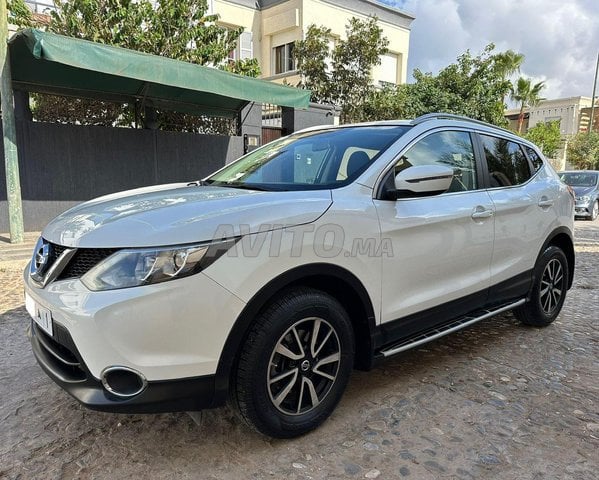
218, 182, 275, 192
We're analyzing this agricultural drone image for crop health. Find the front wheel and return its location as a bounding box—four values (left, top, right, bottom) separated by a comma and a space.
590, 200, 598, 221
513, 245, 569, 327
232, 288, 354, 438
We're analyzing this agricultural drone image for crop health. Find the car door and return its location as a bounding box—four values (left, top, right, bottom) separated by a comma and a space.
373, 129, 495, 339
477, 134, 557, 300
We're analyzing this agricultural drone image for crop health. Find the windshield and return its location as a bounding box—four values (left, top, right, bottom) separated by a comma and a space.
560, 172, 598, 187
205, 126, 410, 191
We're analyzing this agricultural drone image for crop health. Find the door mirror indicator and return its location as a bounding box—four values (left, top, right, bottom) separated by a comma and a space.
392, 165, 454, 198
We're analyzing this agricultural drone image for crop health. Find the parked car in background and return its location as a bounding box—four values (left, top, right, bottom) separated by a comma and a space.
559, 170, 599, 221
24, 113, 575, 438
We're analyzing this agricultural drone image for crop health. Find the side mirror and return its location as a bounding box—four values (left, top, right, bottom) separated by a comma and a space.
394, 165, 454, 198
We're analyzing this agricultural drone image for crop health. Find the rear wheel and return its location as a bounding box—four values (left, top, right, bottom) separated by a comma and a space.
232, 288, 354, 438
513, 245, 569, 327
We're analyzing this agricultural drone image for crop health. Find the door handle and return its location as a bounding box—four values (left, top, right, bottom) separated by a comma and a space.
471, 206, 494, 220
538, 197, 554, 208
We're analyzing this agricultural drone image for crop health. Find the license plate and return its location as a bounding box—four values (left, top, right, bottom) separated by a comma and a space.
25, 293, 53, 337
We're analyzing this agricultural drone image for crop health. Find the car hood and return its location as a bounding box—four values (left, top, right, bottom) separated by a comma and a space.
42, 184, 332, 248
572, 186, 596, 197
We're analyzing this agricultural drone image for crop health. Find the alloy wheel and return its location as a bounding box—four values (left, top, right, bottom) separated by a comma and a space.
267, 317, 341, 415
540, 258, 563, 315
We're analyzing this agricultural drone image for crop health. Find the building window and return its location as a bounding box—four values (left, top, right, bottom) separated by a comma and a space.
374, 52, 399, 85
228, 31, 253, 61
274, 42, 295, 74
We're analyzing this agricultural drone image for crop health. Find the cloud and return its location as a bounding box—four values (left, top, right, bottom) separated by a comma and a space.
380, 0, 599, 100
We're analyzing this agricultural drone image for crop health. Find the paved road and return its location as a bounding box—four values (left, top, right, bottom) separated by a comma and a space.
1, 221, 597, 480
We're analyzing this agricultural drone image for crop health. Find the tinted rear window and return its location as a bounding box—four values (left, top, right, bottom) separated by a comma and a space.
480, 135, 532, 187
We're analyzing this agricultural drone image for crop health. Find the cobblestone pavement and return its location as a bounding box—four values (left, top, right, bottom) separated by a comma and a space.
1, 221, 597, 480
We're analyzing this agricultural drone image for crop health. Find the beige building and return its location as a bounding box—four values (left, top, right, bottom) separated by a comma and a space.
528, 96, 594, 135
210, 0, 414, 86
21, 0, 414, 87
506, 96, 594, 136
506, 96, 596, 170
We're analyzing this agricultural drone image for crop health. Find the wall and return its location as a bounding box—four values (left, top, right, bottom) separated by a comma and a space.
281, 102, 336, 132
0, 121, 243, 232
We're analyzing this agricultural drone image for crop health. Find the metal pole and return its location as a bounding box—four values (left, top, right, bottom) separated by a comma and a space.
589, 51, 599, 134
0, 0, 24, 243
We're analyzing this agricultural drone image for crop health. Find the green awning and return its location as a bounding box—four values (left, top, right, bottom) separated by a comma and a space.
9, 29, 310, 117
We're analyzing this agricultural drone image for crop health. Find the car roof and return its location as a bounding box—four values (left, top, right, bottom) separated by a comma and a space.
294, 113, 538, 149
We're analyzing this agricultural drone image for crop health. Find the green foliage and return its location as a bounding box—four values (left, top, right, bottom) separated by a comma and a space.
8, 0, 260, 131
7, 0, 35, 28
296, 34, 522, 126
293, 24, 333, 104
524, 120, 561, 158
403, 44, 515, 126
351, 84, 408, 123
492, 50, 525, 79
221, 58, 261, 78
567, 132, 599, 170
331, 17, 389, 123
294, 17, 388, 123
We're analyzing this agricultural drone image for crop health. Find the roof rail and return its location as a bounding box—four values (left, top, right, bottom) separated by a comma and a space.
411, 113, 515, 136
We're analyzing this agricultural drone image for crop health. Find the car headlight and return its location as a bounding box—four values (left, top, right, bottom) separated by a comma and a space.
81, 239, 238, 291
577, 195, 590, 204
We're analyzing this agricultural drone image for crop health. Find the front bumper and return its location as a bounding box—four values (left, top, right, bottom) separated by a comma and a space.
29, 320, 218, 413
574, 207, 591, 217
23, 262, 246, 412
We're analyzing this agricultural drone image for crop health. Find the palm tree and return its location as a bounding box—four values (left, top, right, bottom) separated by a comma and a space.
495, 50, 525, 79
494, 50, 525, 107
511, 77, 545, 134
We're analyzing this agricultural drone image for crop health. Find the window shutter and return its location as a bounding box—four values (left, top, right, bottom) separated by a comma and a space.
240, 31, 253, 59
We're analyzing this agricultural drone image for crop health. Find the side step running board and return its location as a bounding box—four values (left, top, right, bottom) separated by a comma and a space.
379, 299, 526, 358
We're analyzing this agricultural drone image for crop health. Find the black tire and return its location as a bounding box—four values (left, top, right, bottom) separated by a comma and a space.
232, 287, 354, 438
513, 245, 569, 327
590, 200, 598, 221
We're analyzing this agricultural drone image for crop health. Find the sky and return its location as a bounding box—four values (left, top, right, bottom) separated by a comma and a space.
379, 0, 599, 101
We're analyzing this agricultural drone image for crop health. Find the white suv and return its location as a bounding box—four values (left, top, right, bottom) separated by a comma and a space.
24, 114, 575, 438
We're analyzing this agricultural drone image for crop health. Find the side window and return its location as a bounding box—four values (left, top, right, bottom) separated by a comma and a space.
525, 146, 544, 172
480, 135, 532, 187
393, 130, 478, 192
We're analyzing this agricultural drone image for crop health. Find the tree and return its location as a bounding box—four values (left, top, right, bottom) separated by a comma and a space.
294, 16, 388, 123
400, 44, 517, 126
345, 44, 522, 125
511, 77, 545, 134
331, 17, 389, 123
524, 120, 561, 158
493, 49, 525, 79
293, 24, 333, 104
566, 132, 599, 170
493, 49, 524, 104
7, 0, 260, 130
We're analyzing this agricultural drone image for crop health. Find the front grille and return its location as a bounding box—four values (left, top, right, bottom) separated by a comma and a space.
57, 247, 118, 280
44, 241, 118, 280
32, 322, 87, 382
48, 243, 67, 265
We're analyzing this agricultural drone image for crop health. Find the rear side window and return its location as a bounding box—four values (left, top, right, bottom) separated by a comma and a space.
480, 135, 532, 187
525, 146, 544, 172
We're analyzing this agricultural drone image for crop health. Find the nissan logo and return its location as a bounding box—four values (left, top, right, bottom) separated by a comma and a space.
34, 243, 50, 272
30, 239, 51, 281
